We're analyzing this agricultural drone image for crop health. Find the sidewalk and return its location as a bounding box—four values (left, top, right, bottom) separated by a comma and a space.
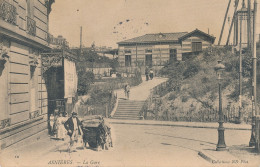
107, 119, 251, 130
0, 130, 69, 167
198, 144, 260, 167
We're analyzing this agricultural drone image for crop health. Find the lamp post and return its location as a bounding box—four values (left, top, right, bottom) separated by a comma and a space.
214, 60, 227, 151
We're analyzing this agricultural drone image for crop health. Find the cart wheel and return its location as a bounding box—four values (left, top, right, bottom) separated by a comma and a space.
88, 142, 97, 148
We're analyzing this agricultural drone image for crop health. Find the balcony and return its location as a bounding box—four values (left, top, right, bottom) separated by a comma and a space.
27, 16, 36, 36
0, 0, 17, 26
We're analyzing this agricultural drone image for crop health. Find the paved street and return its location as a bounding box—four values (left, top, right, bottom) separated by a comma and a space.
2, 123, 254, 167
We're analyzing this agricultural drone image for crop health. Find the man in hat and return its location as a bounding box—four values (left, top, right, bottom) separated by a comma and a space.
64, 112, 83, 152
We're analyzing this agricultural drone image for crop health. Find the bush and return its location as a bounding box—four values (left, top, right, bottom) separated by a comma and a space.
201, 77, 209, 83
77, 71, 95, 95
182, 96, 189, 102
183, 63, 200, 79
168, 93, 177, 100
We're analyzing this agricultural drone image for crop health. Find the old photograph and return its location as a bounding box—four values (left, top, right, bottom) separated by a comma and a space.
0, 0, 260, 166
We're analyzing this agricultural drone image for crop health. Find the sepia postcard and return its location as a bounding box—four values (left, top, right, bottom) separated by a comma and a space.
0, 0, 260, 167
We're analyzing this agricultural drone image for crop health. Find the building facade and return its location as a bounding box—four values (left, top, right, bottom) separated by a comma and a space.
117, 29, 215, 73
42, 35, 78, 117
0, 0, 54, 150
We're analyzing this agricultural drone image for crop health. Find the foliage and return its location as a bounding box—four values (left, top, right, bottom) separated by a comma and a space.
77, 71, 94, 96
182, 63, 200, 79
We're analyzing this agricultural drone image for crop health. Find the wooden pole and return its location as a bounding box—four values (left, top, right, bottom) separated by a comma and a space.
226, 0, 240, 46
248, 0, 252, 49
80, 26, 82, 55
253, 0, 258, 116
218, 0, 232, 45
239, 15, 243, 123
249, 0, 257, 147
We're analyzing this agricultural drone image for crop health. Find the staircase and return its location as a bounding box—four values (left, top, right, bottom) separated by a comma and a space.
113, 100, 145, 120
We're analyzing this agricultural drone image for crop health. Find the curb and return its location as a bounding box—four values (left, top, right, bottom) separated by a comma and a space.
109, 121, 251, 131
198, 151, 213, 163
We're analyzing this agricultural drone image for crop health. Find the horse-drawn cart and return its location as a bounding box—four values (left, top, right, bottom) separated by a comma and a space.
81, 115, 113, 150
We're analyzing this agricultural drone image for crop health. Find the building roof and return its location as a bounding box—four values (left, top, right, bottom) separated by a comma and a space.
117, 32, 188, 44
179, 29, 216, 43
117, 29, 215, 45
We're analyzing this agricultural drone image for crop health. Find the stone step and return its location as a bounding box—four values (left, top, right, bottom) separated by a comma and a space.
117, 108, 142, 111
112, 116, 140, 119
114, 113, 139, 116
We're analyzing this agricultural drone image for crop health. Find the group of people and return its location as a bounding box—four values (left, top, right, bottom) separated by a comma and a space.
145, 67, 154, 81
49, 110, 83, 152
49, 111, 69, 140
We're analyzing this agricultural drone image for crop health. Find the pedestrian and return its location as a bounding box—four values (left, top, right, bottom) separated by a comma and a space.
125, 84, 130, 99
56, 112, 66, 140
64, 112, 83, 153
49, 114, 54, 136
124, 84, 127, 98
145, 66, 149, 81
149, 68, 154, 80
53, 109, 59, 136
72, 98, 83, 115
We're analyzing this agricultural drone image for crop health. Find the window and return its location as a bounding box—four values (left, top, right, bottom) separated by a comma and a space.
145, 49, 152, 53
192, 42, 202, 52
125, 55, 131, 67
124, 49, 131, 54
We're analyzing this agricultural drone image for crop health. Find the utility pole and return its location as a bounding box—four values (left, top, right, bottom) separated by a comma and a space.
249, 0, 257, 147
80, 26, 82, 55
248, 0, 252, 49
239, 15, 243, 123
218, 0, 232, 45
226, 0, 240, 46
136, 43, 138, 67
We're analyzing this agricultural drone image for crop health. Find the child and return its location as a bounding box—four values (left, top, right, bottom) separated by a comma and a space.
49, 114, 54, 136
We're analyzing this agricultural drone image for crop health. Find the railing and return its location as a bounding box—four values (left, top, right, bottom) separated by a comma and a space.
0, 0, 17, 25
26, 16, 36, 36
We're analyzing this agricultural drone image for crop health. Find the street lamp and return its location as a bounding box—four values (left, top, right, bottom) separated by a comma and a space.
214, 60, 227, 151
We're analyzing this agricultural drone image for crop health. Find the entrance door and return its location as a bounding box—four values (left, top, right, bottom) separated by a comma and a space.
170, 49, 177, 62
125, 55, 131, 67
145, 54, 152, 67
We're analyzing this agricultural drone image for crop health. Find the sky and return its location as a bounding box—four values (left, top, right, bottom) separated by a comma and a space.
49, 0, 260, 48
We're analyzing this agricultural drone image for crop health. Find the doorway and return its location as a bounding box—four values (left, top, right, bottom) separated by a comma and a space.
145, 54, 152, 67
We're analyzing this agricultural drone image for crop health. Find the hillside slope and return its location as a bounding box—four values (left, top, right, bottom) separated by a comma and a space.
147, 46, 260, 122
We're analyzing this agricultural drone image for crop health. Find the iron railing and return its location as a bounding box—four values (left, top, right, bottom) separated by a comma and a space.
0, 0, 17, 25
26, 16, 36, 36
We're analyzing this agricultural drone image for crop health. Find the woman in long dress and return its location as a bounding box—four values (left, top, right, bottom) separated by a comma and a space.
56, 112, 65, 140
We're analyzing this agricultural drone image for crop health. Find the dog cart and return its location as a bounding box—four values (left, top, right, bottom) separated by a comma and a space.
81, 115, 112, 150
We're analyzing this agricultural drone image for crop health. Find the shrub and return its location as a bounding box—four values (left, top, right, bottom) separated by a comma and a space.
183, 63, 200, 79
77, 71, 95, 96
168, 93, 177, 100
182, 96, 189, 102
201, 77, 209, 83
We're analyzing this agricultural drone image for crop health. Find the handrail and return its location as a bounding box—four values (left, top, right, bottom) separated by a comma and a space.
110, 93, 119, 118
